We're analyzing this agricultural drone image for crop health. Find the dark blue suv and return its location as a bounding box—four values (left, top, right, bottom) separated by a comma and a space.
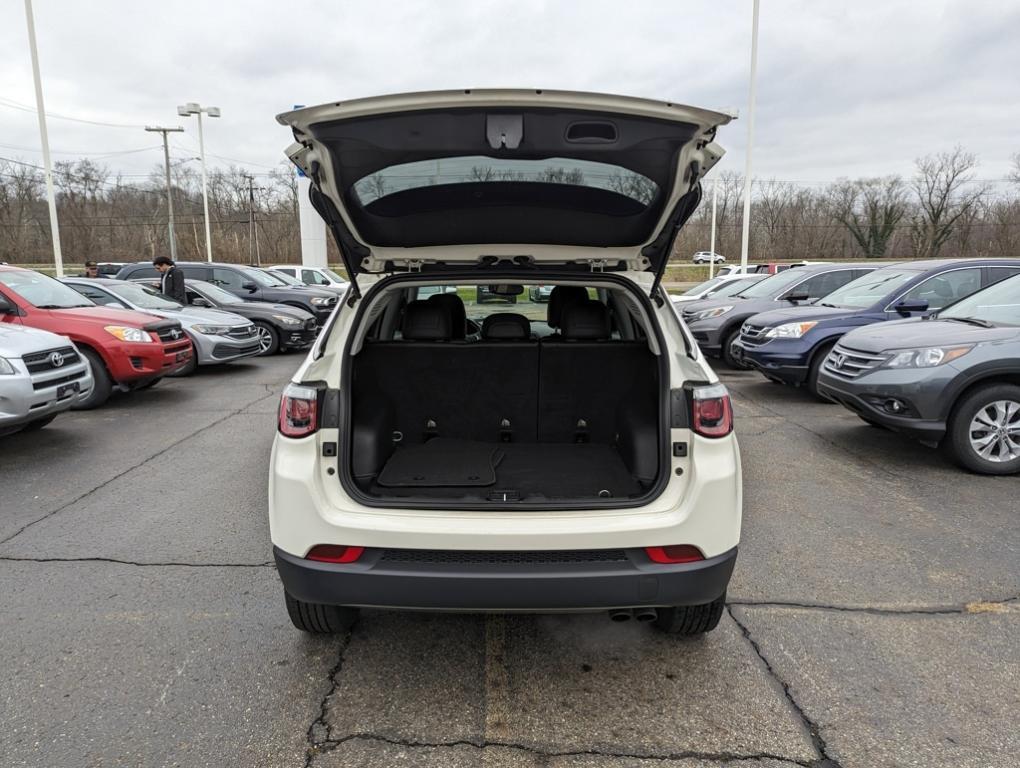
732, 259, 1020, 398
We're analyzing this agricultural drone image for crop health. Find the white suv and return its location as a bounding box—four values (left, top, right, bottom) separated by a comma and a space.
269, 90, 742, 637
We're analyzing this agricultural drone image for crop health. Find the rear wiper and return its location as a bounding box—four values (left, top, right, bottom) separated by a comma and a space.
943, 316, 994, 328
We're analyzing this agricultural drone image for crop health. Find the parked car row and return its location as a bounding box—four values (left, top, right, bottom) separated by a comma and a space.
681, 258, 1020, 475
0, 261, 344, 436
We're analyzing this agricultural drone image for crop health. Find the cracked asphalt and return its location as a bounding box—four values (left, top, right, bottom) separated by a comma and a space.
1, 355, 1017, 768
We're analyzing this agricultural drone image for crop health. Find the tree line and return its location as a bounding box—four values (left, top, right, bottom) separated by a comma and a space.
1, 147, 1017, 267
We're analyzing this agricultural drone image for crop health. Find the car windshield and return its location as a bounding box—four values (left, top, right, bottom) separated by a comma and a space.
194, 281, 243, 304
712, 276, 767, 297
111, 282, 182, 310
0, 270, 95, 309
241, 268, 283, 287
819, 268, 919, 309
734, 269, 810, 299
323, 268, 347, 283
939, 274, 1020, 326
680, 277, 725, 297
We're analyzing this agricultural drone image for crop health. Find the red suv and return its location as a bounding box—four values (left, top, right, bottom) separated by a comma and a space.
0, 266, 193, 408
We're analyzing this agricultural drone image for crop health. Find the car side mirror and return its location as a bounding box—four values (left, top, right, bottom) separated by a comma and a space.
894, 298, 929, 315
0, 295, 16, 314
241, 281, 257, 292
783, 291, 810, 303
191, 297, 211, 307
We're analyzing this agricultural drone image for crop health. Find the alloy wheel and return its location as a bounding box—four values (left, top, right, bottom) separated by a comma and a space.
968, 399, 1020, 462
256, 325, 274, 354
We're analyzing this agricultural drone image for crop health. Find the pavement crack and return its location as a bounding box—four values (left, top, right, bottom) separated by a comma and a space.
311, 731, 814, 766
0, 392, 269, 547
304, 622, 358, 768
0, 555, 274, 568
727, 606, 844, 768
729, 596, 1019, 616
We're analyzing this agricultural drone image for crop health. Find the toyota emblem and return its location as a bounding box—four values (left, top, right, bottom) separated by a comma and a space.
49, 351, 65, 368
170, 329, 180, 339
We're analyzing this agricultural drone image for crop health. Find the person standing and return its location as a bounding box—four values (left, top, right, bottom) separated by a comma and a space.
153, 256, 186, 304
80, 260, 99, 278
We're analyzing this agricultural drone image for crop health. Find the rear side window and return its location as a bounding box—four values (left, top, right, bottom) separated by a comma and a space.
900, 268, 982, 310
210, 268, 244, 290
180, 266, 209, 281
988, 266, 1020, 286
792, 270, 858, 299
126, 266, 159, 279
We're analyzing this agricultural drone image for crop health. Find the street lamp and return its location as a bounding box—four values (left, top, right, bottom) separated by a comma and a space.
176, 102, 220, 261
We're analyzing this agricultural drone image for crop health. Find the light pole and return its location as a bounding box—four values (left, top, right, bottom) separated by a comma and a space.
145, 126, 184, 261
709, 181, 718, 279
739, 0, 761, 271
177, 102, 220, 261
23, 0, 63, 277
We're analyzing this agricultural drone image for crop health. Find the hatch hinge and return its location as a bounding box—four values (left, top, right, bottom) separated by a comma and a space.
588, 259, 607, 273
406, 260, 424, 273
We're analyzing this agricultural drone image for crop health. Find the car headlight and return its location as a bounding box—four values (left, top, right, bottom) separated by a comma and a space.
309, 297, 333, 307
765, 321, 819, 339
191, 324, 233, 335
272, 314, 302, 326
883, 345, 973, 369
104, 325, 152, 343
688, 305, 733, 322
0, 356, 15, 375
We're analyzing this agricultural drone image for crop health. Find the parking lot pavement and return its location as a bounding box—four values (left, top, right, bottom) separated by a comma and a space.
1, 357, 1017, 767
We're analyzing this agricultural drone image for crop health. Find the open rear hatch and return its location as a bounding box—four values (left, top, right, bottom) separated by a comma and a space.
276, 89, 733, 295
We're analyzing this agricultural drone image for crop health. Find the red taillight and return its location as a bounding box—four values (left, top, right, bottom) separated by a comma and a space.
692, 384, 733, 438
278, 383, 320, 438
306, 545, 364, 563
645, 545, 705, 564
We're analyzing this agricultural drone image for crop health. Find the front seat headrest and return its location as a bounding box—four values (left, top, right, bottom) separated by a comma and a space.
561, 300, 611, 340
428, 292, 467, 339
547, 286, 589, 329
481, 313, 530, 340
402, 300, 452, 340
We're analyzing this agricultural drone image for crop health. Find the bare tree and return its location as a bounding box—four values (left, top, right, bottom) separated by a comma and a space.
829, 176, 907, 258
909, 147, 985, 259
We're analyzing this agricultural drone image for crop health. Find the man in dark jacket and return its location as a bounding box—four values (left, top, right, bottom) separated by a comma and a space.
153, 256, 186, 304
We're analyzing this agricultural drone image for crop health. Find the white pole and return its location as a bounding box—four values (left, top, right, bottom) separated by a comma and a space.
709, 182, 718, 279
23, 0, 63, 277
196, 111, 213, 261
739, 0, 760, 271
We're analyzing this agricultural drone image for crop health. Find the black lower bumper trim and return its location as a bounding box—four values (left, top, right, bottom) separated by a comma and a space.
274, 545, 737, 610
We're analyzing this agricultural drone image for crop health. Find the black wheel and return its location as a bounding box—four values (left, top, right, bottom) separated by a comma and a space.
20, 414, 57, 432
943, 383, 1020, 475
806, 342, 837, 400
73, 348, 112, 410
253, 321, 280, 356
721, 327, 747, 369
284, 592, 359, 634
654, 593, 726, 636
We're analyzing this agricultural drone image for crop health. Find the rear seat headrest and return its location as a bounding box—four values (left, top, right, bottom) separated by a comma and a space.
547, 286, 589, 329
402, 300, 452, 341
560, 300, 611, 340
481, 313, 530, 340
428, 292, 466, 339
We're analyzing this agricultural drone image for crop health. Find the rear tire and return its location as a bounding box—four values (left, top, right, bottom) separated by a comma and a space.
20, 414, 57, 432
284, 592, 359, 634
73, 349, 112, 410
943, 383, 1020, 475
653, 593, 726, 636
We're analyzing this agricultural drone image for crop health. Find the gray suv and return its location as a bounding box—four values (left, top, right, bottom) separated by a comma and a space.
1, 324, 94, 436
817, 274, 1020, 475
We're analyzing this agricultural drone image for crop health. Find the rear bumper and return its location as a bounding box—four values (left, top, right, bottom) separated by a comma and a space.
274, 545, 737, 611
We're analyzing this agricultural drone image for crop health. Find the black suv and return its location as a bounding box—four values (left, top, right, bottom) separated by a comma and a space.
115, 262, 339, 326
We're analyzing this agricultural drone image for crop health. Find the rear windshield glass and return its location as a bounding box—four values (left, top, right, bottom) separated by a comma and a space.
820, 268, 919, 309
353, 157, 658, 206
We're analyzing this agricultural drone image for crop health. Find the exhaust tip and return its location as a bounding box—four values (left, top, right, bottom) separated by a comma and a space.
633, 608, 658, 623
608, 609, 632, 622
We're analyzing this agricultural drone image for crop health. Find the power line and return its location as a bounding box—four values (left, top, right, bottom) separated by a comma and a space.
0, 96, 147, 129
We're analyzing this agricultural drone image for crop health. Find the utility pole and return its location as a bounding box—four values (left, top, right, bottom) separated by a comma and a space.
23, 0, 63, 277
145, 126, 184, 261
246, 174, 266, 266
739, 0, 761, 271
709, 181, 718, 279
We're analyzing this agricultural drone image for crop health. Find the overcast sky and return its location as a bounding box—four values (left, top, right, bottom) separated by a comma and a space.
1, 0, 1018, 188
